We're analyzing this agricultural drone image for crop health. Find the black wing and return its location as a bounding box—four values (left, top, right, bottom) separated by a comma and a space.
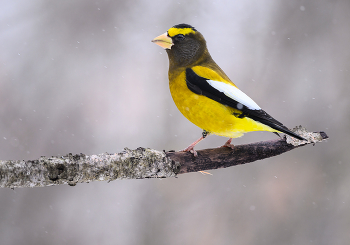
185, 68, 305, 140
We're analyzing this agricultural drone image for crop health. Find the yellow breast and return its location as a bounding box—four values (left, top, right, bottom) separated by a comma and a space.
169, 68, 276, 138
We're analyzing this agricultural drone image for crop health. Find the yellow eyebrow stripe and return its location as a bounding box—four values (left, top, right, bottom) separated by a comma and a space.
167, 27, 195, 37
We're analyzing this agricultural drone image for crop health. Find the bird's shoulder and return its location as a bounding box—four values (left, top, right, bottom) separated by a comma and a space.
191, 65, 237, 88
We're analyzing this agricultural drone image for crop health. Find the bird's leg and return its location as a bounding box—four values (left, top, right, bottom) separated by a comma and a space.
221, 138, 235, 150
180, 130, 209, 157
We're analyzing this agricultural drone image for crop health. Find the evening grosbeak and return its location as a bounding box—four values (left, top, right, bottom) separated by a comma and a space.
152, 24, 304, 155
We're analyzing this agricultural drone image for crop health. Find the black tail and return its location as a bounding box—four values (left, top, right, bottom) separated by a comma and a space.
247, 110, 306, 141
266, 121, 306, 141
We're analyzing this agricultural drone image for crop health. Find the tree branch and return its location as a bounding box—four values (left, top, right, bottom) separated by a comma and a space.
0, 126, 328, 188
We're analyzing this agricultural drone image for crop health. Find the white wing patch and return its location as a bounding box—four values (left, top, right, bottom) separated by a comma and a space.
207, 80, 261, 110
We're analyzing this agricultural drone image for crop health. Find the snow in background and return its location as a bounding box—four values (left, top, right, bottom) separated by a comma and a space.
0, 1, 348, 244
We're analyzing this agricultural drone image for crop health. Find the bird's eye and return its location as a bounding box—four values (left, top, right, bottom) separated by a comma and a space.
175, 34, 185, 41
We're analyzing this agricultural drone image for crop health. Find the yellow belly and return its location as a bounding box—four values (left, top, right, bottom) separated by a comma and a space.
169, 71, 276, 138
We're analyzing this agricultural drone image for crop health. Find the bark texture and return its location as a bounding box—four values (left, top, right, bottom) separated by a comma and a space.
0, 126, 328, 188
0, 148, 179, 188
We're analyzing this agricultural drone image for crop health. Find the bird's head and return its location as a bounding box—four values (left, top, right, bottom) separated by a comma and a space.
152, 24, 209, 68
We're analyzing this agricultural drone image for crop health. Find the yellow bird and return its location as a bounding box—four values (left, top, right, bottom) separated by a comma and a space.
152, 24, 304, 155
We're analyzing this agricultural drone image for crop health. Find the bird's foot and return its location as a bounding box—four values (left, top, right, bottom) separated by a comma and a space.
179, 135, 205, 157
220, 138, 235, 150
179, 145, 198, 157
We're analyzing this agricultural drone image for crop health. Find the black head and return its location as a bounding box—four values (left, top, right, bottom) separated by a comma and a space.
166, 24, 209, 68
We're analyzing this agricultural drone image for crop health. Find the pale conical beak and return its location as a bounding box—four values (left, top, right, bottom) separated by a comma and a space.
152, 32, 173, 49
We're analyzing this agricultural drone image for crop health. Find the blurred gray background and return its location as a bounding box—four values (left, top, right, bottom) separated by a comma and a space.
0, 0, 348, 244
